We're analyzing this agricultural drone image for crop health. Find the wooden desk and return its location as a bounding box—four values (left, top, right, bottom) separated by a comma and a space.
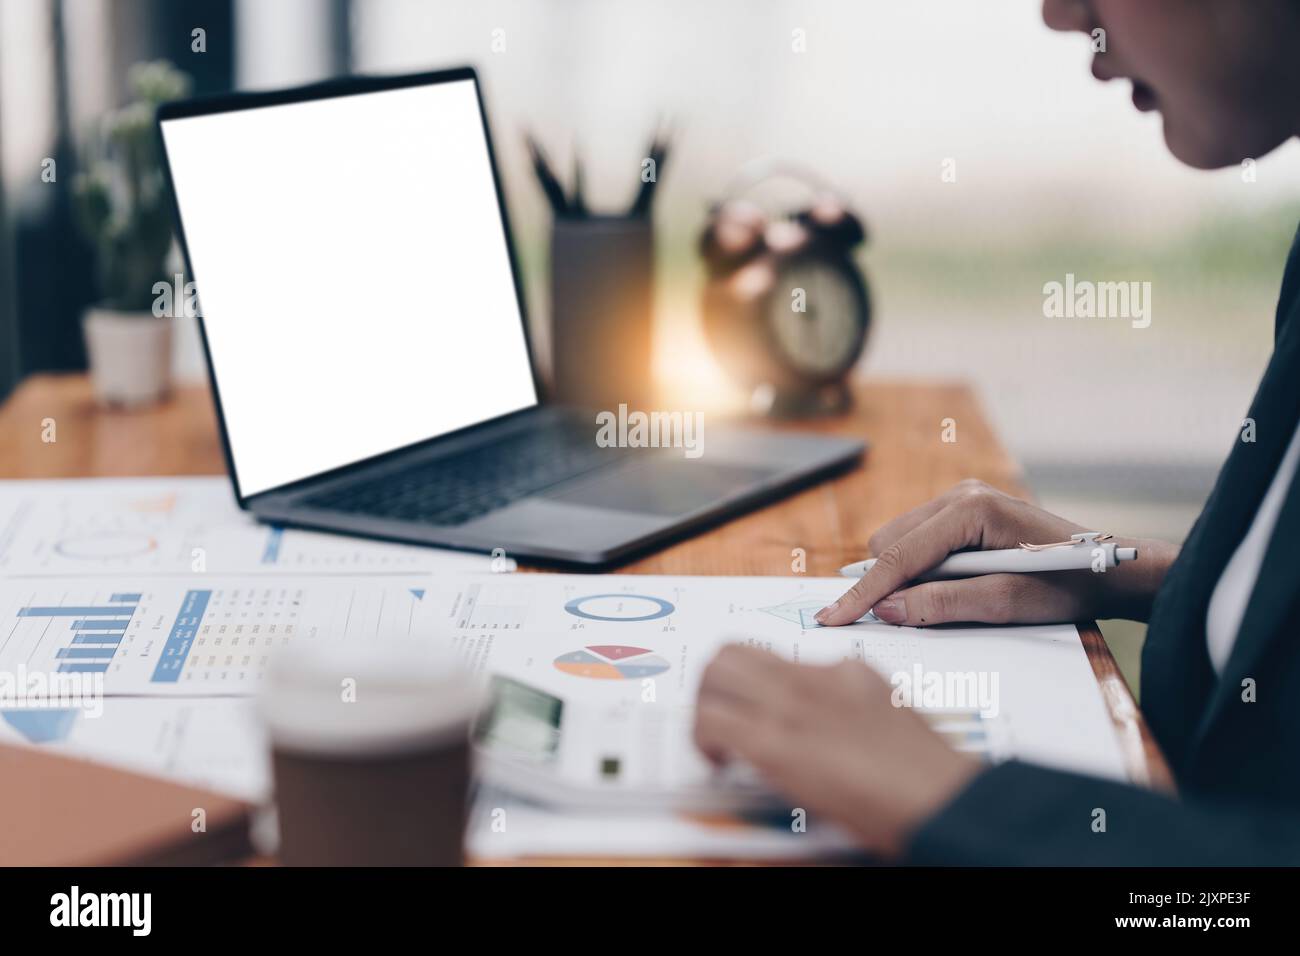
0, 373, 1175, 857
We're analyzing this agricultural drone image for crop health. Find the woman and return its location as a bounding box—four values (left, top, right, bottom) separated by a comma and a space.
693, 0, 1300, 864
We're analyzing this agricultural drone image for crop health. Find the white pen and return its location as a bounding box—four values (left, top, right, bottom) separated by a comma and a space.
839, 532, 1138, 579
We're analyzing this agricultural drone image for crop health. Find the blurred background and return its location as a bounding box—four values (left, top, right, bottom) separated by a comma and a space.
3, 0, 1300, 688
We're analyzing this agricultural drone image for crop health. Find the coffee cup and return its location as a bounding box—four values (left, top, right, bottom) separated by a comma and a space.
259, 641, 478, 866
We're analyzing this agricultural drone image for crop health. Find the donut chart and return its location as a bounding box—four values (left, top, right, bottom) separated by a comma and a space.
563, 593, 675, 622
53, 531, 158, 560
554, 645, 671, 680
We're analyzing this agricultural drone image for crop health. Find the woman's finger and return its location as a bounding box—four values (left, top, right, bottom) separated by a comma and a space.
693, 693, 794, 771
866, 481, 992, 555
693, 698, 759, 766
697, 643, 797, 711
816, 500, 985, 626
873, 573, 1093, 626
866, 496, 951, 556
872, 575, 1020, 626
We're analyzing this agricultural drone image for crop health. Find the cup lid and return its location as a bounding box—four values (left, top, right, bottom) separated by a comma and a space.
258, 641, 479, 757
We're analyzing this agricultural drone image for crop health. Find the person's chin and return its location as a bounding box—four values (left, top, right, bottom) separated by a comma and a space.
1159, 117, 1242, 171
1160, 112, 1293, 171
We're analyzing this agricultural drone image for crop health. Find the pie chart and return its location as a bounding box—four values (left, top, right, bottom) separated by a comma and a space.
554, 645, 671, 680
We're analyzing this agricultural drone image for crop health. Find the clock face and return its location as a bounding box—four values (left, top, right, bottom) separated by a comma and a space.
766, 258, 865, 379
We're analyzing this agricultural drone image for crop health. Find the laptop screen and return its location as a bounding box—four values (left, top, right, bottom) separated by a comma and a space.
160, 76, 539, 498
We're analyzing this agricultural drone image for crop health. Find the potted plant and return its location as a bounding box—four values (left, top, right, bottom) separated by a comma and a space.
73, 60, 191, 407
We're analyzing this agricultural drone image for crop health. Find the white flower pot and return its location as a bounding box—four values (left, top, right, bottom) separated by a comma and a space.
82, 307, 173, 408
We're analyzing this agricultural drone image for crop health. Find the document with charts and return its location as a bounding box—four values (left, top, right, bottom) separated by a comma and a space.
0, 574, 445, 696
0, 696, 268, 802
434, 573, 1128, 782
419, 573, 1130, 859
0, 569, 1130, 859
0, 476, 498, 576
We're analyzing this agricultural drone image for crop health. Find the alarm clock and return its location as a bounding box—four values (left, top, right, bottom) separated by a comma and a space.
700, 163, 871, 416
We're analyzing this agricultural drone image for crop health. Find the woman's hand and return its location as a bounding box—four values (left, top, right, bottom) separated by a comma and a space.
694, 644, 981, 858
815, 479, 1178, 627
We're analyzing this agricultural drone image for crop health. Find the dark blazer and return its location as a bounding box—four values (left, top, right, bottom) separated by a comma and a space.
908, 226, 1300, 865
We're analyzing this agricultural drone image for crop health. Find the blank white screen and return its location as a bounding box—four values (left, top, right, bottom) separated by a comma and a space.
161, 79, 538, 497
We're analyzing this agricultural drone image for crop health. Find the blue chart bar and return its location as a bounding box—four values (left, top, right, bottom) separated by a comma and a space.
18, 606, 134, 617
18, 595, 140, 676
0, 709, 78, 744
150, 589, 212, 683
70, 619, 130, 630
261, 527, 284, 565
56, 647, 116, 659
72, 633, 123, 645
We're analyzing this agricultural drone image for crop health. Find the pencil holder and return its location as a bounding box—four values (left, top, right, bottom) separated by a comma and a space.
550, 216, 655, 410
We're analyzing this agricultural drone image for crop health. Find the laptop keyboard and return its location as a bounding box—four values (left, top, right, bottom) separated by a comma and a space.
301, 421, 626, 527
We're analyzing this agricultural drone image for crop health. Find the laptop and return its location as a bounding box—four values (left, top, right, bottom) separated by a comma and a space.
157, 67, 863, 568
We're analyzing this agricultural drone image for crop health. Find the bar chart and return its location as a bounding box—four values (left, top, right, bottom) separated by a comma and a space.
0, 576, 443, 696
456, 582, 529, 630
16, 592, 140, 675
